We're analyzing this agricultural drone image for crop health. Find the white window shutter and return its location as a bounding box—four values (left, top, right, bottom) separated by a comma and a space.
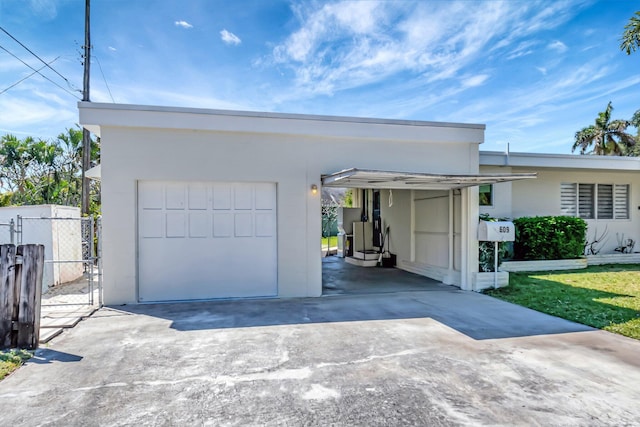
578, 184, 594, 219
597, 184, 613, 219
561, 183, 577, 216
614, 184, 629, 219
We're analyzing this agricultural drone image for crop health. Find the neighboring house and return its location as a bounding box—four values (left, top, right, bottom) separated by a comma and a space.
0, 205, 83, 291
480, 151, 640, 254
80, 102, 536, 304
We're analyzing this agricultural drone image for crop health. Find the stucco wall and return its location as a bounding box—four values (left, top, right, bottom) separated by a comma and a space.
379, 189, 411, 264
509, 168, 640, 254
98, 121, 481, 304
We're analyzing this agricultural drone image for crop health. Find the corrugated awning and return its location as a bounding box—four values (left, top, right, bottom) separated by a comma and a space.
322, 168, 536, 190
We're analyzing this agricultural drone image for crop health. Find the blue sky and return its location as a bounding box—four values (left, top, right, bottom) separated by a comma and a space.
0, 0, 638, 153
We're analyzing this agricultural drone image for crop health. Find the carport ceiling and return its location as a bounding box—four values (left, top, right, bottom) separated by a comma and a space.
322, 168, 536, 190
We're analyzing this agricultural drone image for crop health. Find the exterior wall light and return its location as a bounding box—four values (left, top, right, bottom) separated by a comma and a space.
311, 184, 318, 194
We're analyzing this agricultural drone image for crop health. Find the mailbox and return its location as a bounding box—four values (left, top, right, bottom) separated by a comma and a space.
478, 221, 515, 242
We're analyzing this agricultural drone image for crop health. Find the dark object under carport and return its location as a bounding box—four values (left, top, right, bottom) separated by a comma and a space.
381, 254, 396, 268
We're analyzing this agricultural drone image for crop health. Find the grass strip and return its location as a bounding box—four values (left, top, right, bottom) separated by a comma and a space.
486, 264, 640, 340
0, 349, 33, 381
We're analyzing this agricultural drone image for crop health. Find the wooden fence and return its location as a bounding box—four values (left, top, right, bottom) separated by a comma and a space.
0, 244, 45, 350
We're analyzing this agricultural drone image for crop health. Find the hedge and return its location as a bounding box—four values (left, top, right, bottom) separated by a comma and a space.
513, 216, 586, 260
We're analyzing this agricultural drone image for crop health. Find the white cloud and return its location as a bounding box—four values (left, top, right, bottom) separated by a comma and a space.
175, 20, 193, 29
220, 30, 241, 45
461, 74, 490, 88
268, 1, 580, 100
28, 0, 58, 20
548, 40, 568, 53
536, 67, 547, 75
444, 58, 625, 149
506, 41, 539, 60
108, 46, 117, 52
0, 94, 76, 138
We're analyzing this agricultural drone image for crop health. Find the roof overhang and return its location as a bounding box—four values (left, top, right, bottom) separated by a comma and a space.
322, 168, 536, 190
480, 150, 640, 171
85, 164, 101, 181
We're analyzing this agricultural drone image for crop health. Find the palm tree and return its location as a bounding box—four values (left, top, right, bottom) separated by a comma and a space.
572, 102, 635, 155
630, 109, 640, 156
621, 11, 640, 55
632, 109, 640, 129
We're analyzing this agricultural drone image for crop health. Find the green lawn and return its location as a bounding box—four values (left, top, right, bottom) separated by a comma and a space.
486, 264, 640, 340
321, 236, 338, 248
0, 349, 32, 381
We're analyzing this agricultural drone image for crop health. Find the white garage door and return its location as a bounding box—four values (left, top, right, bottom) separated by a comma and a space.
138, 181, 277, 302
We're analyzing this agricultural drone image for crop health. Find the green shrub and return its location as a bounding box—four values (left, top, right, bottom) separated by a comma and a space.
513, 216, 586, 260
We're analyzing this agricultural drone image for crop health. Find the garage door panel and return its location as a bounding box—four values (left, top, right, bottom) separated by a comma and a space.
213, 213, 232, 237
188, 212, 208, 238
139, 237, 276, 301
234, 184, 253, 210
139, 182, 163, 209
234, 213, 253, 237
141, 210, 163, 238
213, 184, 232, 210
165, 183, 186, 209
188, 184, 208, 210
138, 181, 277, 302
165, 212, 186, 238
255, 183, 276, 210
255, 213, 275, 237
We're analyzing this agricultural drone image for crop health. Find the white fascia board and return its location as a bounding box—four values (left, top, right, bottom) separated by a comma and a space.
78, 102, 485, 144
480, 150, 640, 171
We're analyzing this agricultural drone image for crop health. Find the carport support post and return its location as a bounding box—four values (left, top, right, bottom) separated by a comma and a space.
494, 241, 498, 289
444, 189, 454, 285
461, 186, 479, 291
410, 190, 415, 262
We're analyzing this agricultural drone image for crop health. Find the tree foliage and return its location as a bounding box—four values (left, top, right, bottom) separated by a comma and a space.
623, 109, 640, 156
572, 102, 635, 155
0, 128, 100, 212
621, 11, 640, 55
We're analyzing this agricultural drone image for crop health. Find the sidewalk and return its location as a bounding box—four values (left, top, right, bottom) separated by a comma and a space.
39, 272, 100, 343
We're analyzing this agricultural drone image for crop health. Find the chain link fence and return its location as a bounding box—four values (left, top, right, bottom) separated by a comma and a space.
0, 219, 15, 245
17, 215, 102, 307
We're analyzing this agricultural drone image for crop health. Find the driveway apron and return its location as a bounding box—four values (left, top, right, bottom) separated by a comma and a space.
1, 290, 639, 426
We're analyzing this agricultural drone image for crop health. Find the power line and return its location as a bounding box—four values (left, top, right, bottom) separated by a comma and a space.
0, 25, 80, 92
0, 56, 60, 95
0, 43, 81, 100
93, 55, 115, 102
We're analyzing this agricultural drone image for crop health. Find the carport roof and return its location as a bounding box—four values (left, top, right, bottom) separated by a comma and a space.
322, 168, 536, 190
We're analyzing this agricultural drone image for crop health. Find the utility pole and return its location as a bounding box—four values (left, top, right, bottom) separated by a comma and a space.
81, 0, 91, 215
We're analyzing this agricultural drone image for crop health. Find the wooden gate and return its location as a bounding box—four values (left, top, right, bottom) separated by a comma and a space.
0, 244, 45, 350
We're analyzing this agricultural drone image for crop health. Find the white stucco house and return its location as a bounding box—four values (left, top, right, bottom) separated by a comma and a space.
78, 102, 640, 305
481, 151, 640, 255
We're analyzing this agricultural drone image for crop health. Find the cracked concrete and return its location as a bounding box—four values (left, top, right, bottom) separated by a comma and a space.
1, 291, 639, 426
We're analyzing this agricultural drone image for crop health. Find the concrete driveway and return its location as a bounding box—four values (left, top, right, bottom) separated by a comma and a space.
1, 289, 640, 426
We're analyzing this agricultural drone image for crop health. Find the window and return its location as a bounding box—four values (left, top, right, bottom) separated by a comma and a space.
578, 184, 594, 219
479, 184, 492, 206
614, 184, 630, 219
561, 183, 629, 220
